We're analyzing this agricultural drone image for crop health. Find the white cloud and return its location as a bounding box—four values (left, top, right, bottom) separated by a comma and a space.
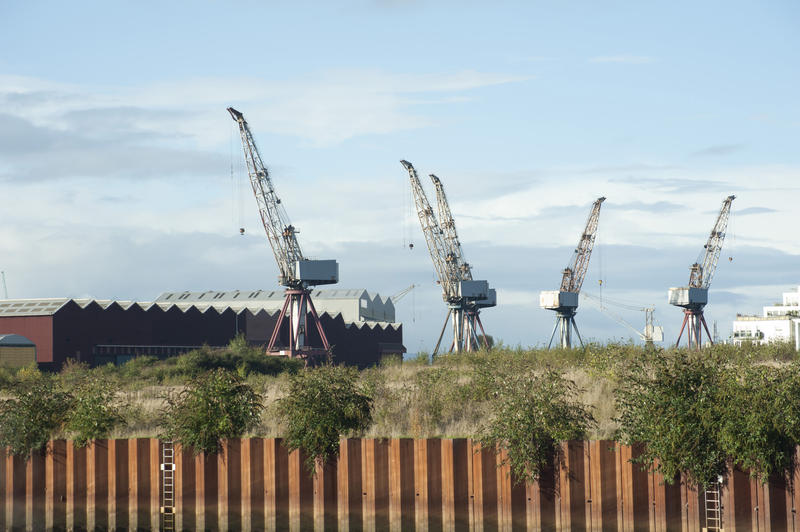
0, 70, 528, 148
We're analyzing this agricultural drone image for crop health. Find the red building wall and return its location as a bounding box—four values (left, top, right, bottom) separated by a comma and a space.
0, 315, 54, 362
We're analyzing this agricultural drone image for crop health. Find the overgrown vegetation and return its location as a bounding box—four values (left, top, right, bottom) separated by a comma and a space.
0, 367, 72, 456
480, 368, 595, 484
0, 340, 798, 487
616, 349, 800, 487
276, 365, 372, 472
161, 368, 263, 455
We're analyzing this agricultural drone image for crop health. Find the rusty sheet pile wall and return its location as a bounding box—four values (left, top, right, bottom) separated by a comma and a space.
2, 438, 799, 531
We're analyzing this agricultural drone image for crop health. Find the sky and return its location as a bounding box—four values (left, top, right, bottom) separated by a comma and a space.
1, 1, 799, 353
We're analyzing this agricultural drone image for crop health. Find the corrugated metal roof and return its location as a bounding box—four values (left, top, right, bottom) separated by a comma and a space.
0, 298, 71, 316
0, 334, 35, 346
0, 290, 399, 327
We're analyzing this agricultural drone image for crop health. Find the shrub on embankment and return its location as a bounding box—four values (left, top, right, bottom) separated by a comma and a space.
616, 348, 800, 488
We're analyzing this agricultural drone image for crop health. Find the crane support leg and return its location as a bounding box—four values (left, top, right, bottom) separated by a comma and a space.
306, 295, 331, 351
267, 293, 293, 352
547, 318, 560, 349
475, 313, 489, 349
700, 314, 714, 346
571, 317, 585, 348
433, 309, 452, 357
675, 311, 691, 348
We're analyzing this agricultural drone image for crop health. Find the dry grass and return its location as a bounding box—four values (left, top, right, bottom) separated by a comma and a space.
61, 342, 798, 440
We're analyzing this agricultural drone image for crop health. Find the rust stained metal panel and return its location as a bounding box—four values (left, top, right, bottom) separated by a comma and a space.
85, 440, 102, 530
47, 440, 67, 530
414, 438, 429, 531
8, 453, 25, 530
110, 439, 129, 531
26, 447, 46, 531
765, 472, 789, 531
175, 442, 193, 532
68, 441, 87, 531
338, 438, 363, 531
592, 440, 619, 532
680, 472, 702, 532
218, 441, 231, 531
338, 438, 351, 531
470, 440, 484, 532
194, 452, 205, 531
479, 442, 499, 531
362, 438, 377, 532
451, 439, 470, 532
241, 438, 253, 531
441, 439, 455, 532
134, 439, 152, 530
275, 438, 292, 531
373, 438, 391, 531
249, 438, 266, 531
127, 439, 139, 531
496, 446, 511, 531
314, 453, 337, 532
149, 438, 160, 530
428, 438, 444, 531
389, 438, 415, 531
263, 438, 276, 530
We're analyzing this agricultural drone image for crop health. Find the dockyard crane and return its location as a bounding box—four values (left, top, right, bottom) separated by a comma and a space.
430, 174, 496, 352
228, 107, 338, 362
669, 195, 735, 348
540, 197, 605, 348
400, 160, 493, 354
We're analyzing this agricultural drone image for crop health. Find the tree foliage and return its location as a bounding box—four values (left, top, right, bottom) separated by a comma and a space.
64, 373, 126, 447
0, 367, 71, 456
480, 368, 595, 484
162, 368, 263, 455
616, 351, 800, 488
615, 350, 727, 487
277, 365, 373, 473
718, 363, 800, 481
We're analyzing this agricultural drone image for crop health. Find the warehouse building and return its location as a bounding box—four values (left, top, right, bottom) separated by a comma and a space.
0, 289, 404, 369
731, 286, 800, 350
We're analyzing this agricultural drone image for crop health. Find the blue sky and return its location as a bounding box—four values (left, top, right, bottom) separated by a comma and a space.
1, 1, 799, 352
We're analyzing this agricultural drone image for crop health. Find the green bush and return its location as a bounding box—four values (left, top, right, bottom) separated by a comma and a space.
615, 350, 729, 488
175, 337, 303, 378
277, 365, 373, 472
161, 368, 263, 454
718, 363, 800, 481
0, 367, 72, 456
64, 373, 125, 447
480, 368, 595, 484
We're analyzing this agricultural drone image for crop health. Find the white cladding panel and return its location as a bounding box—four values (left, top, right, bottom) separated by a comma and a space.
539, 290, 578, 309
294, 260, 338, 284
668, 287, 708, 306
458, 280, 488, 299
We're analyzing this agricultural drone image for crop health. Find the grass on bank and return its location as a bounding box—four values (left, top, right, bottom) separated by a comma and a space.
0, 338, 796, 444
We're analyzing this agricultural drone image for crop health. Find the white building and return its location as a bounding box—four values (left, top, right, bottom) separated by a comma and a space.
731, 286, 800, 350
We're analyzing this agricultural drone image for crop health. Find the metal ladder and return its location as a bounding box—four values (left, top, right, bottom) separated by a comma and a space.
704, 478, 723, 531
160, 440, 176, 532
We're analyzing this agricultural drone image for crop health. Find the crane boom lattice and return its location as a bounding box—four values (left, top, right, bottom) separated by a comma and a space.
560, 197, 605, 293
228, 107, 303, 287
229, 107, 337, 362
401, 161, 493, 354
669, 195, 735, 349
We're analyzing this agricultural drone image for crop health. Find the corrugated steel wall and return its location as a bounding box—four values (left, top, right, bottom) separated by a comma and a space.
2, 438, 799, 531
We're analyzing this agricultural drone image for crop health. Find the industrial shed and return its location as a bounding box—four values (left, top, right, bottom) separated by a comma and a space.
0, 289, 403, 369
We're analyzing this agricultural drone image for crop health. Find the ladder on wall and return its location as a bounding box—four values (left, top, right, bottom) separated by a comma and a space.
160, 440, 176, 532
704, 478, 722, 531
